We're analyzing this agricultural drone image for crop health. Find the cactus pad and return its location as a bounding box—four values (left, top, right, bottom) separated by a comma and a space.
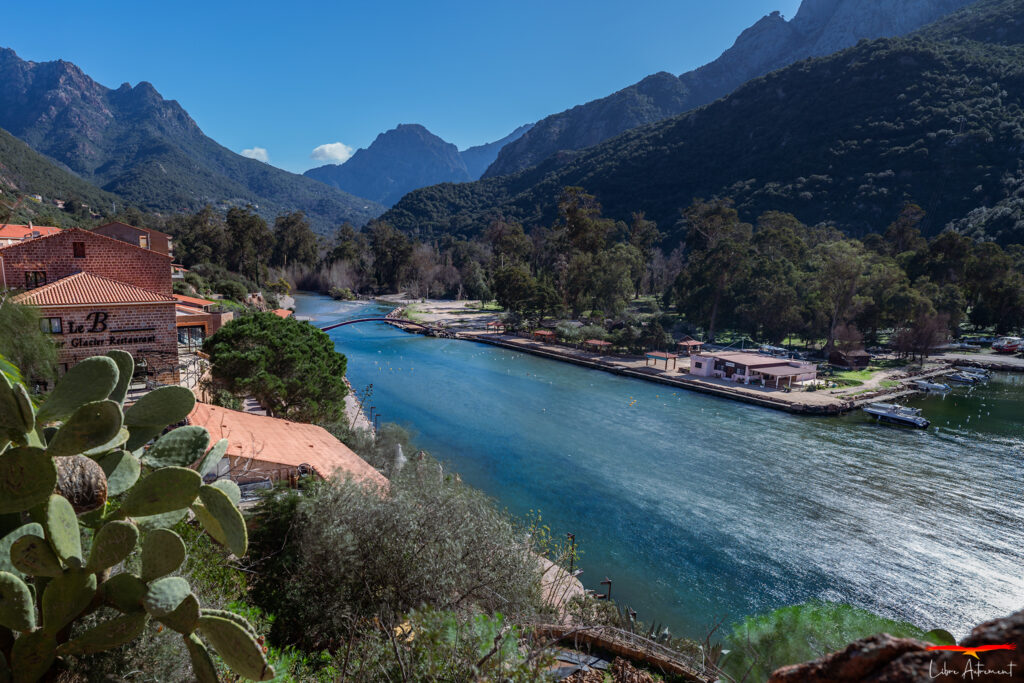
0, 572, 36, 631
86, 521, 138, 572
54, 456, 109, 514
36, 356, 119, 424
142, 426, 210, 469
96, 450, 140, 497
121, 467, 201, 518
141, 529, 186, 582
193, 485, 248, 557
185, 632, 220, 683
198, 614, 275, 681
101, 573, 147, 613
133, 509, 190, 533
104, 350, 135, 405
10, 629, 55, 683
9, 536, 62, 578
42, 568, 96, 633
142, 576, 191, 618
0, 448, 56, 514
123, 386, 196, 451
157, 593, 200, 634
45, 400, 123, 458
199, 608, 258, 637
196, 438, 228, 478
0, 524, 44, 578
56, 611, 148, 656
210, 479, 241, 506
0, 375, 33, 437
41, 495, 83, 566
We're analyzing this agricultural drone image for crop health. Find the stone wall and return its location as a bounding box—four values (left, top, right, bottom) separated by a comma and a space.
0, 228, 172, 295
39, 302, 179, 384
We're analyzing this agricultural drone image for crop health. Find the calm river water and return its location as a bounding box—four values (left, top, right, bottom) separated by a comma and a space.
294, 293, 1024, 639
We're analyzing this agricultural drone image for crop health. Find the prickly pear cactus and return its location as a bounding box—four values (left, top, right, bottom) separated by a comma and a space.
0, 353, 273, 682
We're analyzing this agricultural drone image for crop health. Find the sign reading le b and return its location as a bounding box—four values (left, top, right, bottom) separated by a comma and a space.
86, 311, 108, 333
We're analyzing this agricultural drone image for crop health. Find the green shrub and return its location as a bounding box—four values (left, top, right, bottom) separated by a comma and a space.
247, 462, 542, 651
720, 602, 952, 682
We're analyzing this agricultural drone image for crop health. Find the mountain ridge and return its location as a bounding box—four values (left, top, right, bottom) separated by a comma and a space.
0, 47, 384, 232
381, 0, 1024, 245
304, 122, 533, 206
483, 0, 974, 178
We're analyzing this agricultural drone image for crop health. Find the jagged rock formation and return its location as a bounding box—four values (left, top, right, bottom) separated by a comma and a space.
0, 47, 383, 231
768, 608, 1024, 682
484, 0, 973, 178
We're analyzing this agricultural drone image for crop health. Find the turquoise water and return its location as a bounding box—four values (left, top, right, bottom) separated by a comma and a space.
294, 293, 1024, 639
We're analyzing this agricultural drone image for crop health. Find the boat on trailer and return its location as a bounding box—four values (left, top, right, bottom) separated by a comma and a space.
913, 379, 950, 392
863, 402, 930, 428
992, 337, 1022, 354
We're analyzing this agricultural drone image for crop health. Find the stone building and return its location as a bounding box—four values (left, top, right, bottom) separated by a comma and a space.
1, 227, 179, 384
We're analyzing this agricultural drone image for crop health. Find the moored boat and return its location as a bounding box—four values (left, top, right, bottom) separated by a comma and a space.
913, 379, 950, 392
863, 402, 930, 428
947, 372, 981, 384
954, 366, 990, 377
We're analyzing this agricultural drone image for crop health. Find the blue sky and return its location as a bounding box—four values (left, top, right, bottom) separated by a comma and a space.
5, 0, 801, 173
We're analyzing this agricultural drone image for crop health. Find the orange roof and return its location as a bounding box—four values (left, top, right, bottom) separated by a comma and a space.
272, 309, 293, 318
95, 221, 171, 239
174, 293, 216, 308
187, 403, 388, 487
12, 272, 175, 306
584, 339, 612, 346
0, 224, 62, 240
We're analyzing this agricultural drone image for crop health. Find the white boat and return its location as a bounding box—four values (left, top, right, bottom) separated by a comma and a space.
992, 337, 1022, 354
863, 402, 929, 428
913, 380, 950, 392
954, 366, 990, 377
947, 372, 981, 384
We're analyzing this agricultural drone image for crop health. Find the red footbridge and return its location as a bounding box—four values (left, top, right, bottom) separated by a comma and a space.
319, 317, 432, 333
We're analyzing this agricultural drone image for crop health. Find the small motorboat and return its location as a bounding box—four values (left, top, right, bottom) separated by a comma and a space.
992, 337, 1022, 354
913, 379, 950, 392
954, 366, 990, 378
863, 402, 930, 428
947, 372, 981, 384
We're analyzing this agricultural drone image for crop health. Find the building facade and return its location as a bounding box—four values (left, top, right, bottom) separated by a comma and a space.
92, 222, 173, 258
689, 351, 817, 387
2, 228, 179, 384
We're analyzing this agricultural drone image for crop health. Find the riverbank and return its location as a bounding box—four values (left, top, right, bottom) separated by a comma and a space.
369, 299, 1024, 415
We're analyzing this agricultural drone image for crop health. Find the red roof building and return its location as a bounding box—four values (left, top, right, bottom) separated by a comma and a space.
0, 224, 62, 247
272, 308, 293, 319
187, 403, 388, 488
2, 229, 178, 385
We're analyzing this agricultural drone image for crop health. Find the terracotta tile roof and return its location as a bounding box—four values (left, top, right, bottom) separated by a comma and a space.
12, 272, 176, 306
272, 308, 293, 318
0, 224, 62, 240
174, 294, 216, 308
187, 403, 388, 487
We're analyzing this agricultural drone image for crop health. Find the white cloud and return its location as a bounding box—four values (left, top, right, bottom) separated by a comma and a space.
311, 142, 355, 164
241, 146, 269, 163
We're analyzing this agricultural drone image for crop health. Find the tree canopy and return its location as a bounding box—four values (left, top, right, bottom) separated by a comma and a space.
202, 313, 348, 422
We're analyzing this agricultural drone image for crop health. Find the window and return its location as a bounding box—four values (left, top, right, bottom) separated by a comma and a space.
24, 271, 46, 288
39, 318, 63, 334
694, 362, 703, 369
72, 241, 86, 258
139, 234, 150, 250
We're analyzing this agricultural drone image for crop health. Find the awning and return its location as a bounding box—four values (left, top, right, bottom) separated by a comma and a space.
755, 365, 813, 377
